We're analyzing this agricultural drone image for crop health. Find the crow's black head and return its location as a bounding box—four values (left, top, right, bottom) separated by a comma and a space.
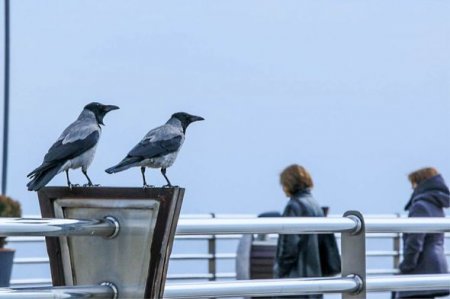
84, 102, 119, 125
171, 112, 204, 132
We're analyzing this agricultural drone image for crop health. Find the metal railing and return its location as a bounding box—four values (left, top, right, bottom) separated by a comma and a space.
6, 213, 450, 298
165, 276, 361, 298
0, 284, 116, 299
176, 217, 450, 234
10, 214, 450, 286
164, 274, 450, 298
163, 212, 450, 298
0, 217, 119, 237
0, 216, 120, 298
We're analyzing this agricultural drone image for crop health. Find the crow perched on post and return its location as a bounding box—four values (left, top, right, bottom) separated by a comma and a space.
105, 112, 204, 187
27, 102, 119, 191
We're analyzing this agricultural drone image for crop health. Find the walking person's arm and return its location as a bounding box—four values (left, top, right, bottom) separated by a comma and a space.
399, 202, 428, 273
276, 204, 305, 277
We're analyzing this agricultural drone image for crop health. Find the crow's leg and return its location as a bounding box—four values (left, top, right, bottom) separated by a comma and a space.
141, 167, 153, 188
161, 168, 173, 187
65, 170, 71, 187
65, 170, 79, 189
82, 169, 98, 187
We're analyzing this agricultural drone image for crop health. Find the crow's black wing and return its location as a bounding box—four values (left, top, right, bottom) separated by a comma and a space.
128, 135, 182, 158
43, 130, 100, 163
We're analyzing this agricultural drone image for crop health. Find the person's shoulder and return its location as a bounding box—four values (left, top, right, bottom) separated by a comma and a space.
284, 198, 302, 214
286, 198, 300, 208
410, 199, 428, 209
409, 199, 432, 216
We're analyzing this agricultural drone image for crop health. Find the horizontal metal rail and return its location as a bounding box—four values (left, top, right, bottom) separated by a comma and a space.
366, 250, 398, 257
177, 218, 358, 235
170, 253, 236, 260
165, 274, 450, 298
175, 233, 406, 240
365, 218, 450, 233
0, 217, 118, 237
8, 271, 407, 284
10, 230, 450, 243
13, 257, 49, 265
164, 276, 360, 298
0, 284, 116, 298
177, 217, 450, 235
7, 236, 45, 243
11, 253, 237, 266
175, 234, 244, 240
367, 269, 399, 275
367, 274, 450, 292
10, 279, 52, 287
167, 269, 401, 281
168, 273, 236, 280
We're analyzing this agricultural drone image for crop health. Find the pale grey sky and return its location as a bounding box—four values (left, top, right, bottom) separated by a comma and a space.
1, 0, 449, 218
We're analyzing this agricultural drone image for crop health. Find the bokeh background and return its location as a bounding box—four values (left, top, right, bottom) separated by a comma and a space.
3, 0, 448, 217
0, 2, 449, 298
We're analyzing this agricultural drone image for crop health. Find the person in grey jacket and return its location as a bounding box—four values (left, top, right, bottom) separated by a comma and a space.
396, 167, 450, 299
274, 164, 324, 299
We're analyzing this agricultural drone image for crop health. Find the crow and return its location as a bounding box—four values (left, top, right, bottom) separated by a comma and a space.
105, 112, 204, 187
27, 102, 119, 191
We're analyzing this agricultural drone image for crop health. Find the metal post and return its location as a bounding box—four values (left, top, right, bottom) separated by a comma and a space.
342, 211, 366, 299
208, 213, 217, 282
393, 213, 401, 271
1, 0, 10, 195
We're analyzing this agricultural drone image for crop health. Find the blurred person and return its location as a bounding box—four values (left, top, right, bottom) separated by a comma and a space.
236, 211, 281, 299
396, 167, 450, 299
273, 164, 324, 299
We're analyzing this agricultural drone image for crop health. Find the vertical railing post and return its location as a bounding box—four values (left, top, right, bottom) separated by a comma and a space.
393, 213, 401, 271
342, 211, 366, 299
208, 213, 217, 281
1, 0, 10, 195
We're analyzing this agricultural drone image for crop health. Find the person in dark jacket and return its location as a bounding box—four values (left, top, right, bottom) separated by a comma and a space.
396, 167, 450, 299
274, 164, 324, 299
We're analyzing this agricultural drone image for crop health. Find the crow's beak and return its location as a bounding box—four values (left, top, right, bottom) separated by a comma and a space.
189, 115, 204, 122
98, 105, 119, 126
104, 105, 120, 112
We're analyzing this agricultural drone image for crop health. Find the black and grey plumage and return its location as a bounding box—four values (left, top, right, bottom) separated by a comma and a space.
105, 112, 204, 187
27, 102, 119, 191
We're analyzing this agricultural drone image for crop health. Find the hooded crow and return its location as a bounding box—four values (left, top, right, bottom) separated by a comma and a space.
105, 112, 204, 187
27, 102, 119, 191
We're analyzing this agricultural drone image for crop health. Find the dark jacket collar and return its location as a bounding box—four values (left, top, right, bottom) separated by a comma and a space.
292, 189, 312, 199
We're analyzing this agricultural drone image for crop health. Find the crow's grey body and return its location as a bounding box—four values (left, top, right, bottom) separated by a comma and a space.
27, 102, 118, 191
105, 112, 203, 187
55, 112, 100, 172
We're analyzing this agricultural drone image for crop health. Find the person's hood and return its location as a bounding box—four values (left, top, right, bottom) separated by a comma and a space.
404, 174, 450, 210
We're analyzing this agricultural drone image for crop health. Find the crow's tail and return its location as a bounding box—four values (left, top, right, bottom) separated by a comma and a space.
27, 162, 63, 191
105, 157, 141, 174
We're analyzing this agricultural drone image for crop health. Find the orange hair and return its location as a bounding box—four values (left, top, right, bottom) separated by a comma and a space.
280, 164, 313, 196
408, 167, 439, 186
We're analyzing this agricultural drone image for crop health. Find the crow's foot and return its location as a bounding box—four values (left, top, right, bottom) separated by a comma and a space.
83, 183, 100, 187
143, 184, 155, 189
162, 184, 176, 188
68, 183, 80, 190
